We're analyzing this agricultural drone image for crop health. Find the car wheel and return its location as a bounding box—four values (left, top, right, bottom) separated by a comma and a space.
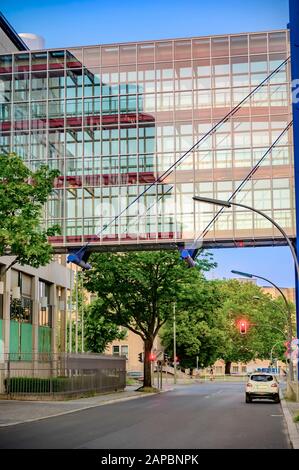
245, 394, 252, 403
274, 394, 280, 404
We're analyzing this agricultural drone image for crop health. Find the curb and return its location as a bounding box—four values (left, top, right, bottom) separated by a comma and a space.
0, 387, 174, 428
280, 395, 299, 449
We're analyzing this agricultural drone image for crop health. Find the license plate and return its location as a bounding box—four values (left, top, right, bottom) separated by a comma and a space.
256, 385, 268, 391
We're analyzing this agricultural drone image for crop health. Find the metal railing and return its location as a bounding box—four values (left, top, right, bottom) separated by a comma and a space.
197, 374, 249, 382
0, 352, 126, 397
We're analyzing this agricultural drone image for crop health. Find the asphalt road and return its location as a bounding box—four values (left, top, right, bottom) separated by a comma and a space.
0, 382, 291, 449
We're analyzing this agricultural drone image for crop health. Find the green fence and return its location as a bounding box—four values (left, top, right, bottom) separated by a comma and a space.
9, 321, 32, 361
38, 326, 51, 354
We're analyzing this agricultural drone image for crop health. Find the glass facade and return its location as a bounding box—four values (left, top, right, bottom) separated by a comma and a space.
0, 30, 294, 250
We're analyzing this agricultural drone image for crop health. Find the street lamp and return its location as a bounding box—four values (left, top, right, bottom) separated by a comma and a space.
193, 195, 299, 380
231, 269, 294, 381
270, 339, 286, 372
192, 196, 299, 276
173, 302, 177, 385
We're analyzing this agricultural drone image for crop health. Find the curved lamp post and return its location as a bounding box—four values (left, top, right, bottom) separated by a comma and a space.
193, 195, 299, 380
192, 196, 299, 277
231, 269, 294, 381
270, 340, 286, 372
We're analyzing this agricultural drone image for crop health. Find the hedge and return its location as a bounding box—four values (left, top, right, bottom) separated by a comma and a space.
4, 377, 70, 393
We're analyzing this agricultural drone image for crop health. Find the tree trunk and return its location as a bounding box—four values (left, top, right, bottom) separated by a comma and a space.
143, 338, 154, 387
225, 361, 232, 375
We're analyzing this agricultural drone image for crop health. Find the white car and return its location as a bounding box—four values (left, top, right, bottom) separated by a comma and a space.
245, 373, 280, 403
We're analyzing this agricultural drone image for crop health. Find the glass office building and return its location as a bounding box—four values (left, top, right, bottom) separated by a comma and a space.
0, 30, 293, 251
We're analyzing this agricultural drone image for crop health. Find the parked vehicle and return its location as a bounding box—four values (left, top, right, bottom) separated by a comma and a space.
245, 373, 280, 403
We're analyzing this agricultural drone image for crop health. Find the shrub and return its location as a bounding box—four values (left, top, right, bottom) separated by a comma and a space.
4, 376, 70, 393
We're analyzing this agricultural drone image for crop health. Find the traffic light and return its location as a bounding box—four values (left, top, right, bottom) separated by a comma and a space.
149, 353, 156, 362
138, 352, 143, 363
239, 319, 248, 335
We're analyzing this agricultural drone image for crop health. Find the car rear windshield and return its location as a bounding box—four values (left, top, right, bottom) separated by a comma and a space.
251, 375, 273, 382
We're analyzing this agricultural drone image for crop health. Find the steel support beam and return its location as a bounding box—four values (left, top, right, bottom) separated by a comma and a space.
289, 0, 299, 379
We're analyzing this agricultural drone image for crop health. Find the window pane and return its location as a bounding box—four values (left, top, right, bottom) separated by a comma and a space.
83, 47, 101, 67
249, 34, 267, 54
230, 35, 248, 55
192, 38, 210, 58
174, 40, 191, 60
120, 45, 136, 64
138, 43, 155, 63
211, 37, 229, 57
156, 42, 173, 61
102, 46, 118, 66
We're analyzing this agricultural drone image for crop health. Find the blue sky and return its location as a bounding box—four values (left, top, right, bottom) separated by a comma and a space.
2, 0, 289, 48
2, 0, 295, 287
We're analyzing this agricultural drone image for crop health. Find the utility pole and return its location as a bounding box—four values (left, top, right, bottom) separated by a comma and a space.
173, 302, 177, 385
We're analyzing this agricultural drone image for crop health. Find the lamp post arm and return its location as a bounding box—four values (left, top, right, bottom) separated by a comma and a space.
228, 201, 299, 277
270, 339, 285, 364
250, 273, 291, 316
252, 323, 287, 339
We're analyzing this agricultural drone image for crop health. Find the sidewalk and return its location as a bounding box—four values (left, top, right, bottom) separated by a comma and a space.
0, 384, 173, 428
280, 394, 299, 449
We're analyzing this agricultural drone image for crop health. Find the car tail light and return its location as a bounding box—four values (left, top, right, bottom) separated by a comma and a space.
271, 383, 278, 388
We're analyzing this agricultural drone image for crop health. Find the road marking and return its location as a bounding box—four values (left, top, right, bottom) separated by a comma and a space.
271, 414, 283, 417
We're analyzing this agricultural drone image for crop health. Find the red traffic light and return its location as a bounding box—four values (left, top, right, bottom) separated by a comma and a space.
238, 319, 248, 334
149, 353, 156, 362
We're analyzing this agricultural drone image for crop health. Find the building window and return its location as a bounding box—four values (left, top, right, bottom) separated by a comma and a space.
10, 271, 33, 323
39, 281, 52, 327
242, 366, 247, 373
112, 345, 128, 359
232, 366, 239, 373
121, 345, 128, 360
10, 296, 32, 323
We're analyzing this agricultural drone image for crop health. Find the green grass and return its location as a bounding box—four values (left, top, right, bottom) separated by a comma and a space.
136, 386, 160, 393
126, 378, 138, 385
293, 414, 299, 422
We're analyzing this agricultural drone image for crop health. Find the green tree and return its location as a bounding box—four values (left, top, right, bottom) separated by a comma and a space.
0, 153, 60, 274
65, 272, 125, 354
215, 280, 291, 374
160, 280, 223, 372
84, 299, 127, 353
83, 250, 215, 388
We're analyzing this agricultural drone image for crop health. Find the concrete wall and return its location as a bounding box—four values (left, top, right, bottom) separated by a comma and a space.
0, 256, 73, 289
0, 28, 19, 53
106, 330, 163, 373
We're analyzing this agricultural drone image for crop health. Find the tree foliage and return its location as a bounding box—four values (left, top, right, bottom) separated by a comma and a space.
215, 279, 293, 371
160, 279, 292, 373
160, 280, 223, 370
84, 299, 127, 353
0, 153, 60, 271
83, 250, 216, 387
